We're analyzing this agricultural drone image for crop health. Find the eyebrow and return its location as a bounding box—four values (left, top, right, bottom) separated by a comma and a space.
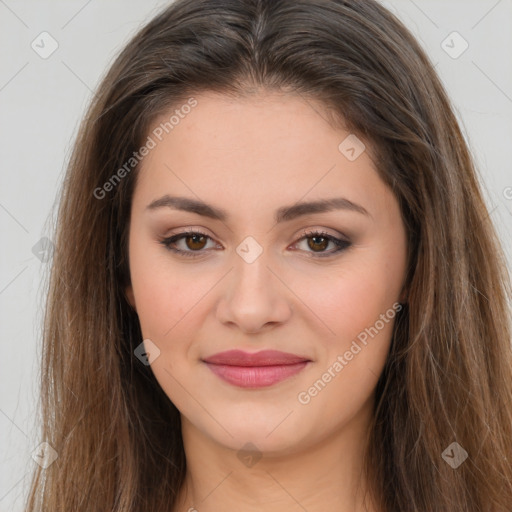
146, 195, 371, 223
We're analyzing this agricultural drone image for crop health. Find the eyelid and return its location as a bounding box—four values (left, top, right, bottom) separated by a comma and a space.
159, 228, 219, 259
294, 227, 350, 243
291, 229, 351, 258
159, 227, 352, 258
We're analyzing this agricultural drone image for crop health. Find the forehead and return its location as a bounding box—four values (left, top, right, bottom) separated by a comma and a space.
133, 91, 392, 219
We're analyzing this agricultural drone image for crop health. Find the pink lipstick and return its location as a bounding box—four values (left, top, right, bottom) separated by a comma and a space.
202, 349, 310, 388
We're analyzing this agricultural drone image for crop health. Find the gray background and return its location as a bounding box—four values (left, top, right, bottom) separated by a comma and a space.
0, 1, 511, 510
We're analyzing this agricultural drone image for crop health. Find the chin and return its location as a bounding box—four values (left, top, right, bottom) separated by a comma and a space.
223, 429, 304, 458
214, 409, 311, 454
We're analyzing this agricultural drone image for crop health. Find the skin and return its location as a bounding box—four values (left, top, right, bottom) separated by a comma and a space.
126, 90, 408, 512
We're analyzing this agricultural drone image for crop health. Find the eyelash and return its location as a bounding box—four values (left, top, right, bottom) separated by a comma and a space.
159, 229, 351, 259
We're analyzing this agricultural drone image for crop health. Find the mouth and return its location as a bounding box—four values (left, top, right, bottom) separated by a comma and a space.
202, 350, 311, 388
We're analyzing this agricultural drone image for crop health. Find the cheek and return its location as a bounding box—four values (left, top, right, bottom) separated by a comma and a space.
132, 277, 197, 341
129, 234, 192, 338
296, 259, 401, 345
291, 250, 402, 407
294, 272, 398, 429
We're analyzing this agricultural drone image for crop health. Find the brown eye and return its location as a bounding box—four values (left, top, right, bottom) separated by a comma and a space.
307, 235, 329, 252
160, 230, 216, 258
294, 230, 352, 257
160, 229, 351, 259
185, 233, 208, 250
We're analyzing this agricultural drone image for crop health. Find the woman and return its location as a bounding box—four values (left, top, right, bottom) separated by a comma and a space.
25, 0, 512, 510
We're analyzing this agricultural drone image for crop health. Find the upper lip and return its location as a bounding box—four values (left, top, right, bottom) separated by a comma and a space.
203, 350, 310, 367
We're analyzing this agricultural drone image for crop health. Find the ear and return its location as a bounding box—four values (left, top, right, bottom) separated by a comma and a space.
125, 284, 136, 311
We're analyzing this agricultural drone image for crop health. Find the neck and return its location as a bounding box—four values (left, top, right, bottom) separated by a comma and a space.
173, 399, 380, 512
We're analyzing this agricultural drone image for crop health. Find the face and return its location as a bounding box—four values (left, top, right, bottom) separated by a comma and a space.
126, 91, 407, 455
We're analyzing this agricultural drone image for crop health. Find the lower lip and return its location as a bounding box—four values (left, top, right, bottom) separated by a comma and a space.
204, 361, 309, 388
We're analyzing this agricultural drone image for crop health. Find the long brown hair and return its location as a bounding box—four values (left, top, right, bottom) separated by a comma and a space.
25, 0, 512, 510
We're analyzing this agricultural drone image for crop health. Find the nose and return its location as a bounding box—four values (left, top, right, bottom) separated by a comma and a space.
215, 248, 292, 334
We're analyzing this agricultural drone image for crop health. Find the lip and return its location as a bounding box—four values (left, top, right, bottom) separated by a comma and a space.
202, 350, 311, 388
